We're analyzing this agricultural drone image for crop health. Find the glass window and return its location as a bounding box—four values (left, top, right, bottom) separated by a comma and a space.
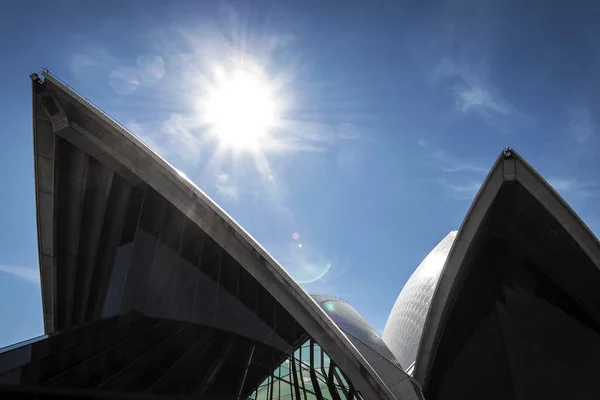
118, 186, 145, 245
137, 188, 166, 237
181, 218, 203, 266
102, 242, 134, 317
248, 339, 362, 400
160, 203, 184, 252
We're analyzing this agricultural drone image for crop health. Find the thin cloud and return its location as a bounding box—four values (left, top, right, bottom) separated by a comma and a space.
128, 114, 205, 164
126, 121, 169, 158
161, 114, 203, 163
0, 265, 40, 284
215, 172, 240, 201
570, 107, 594, 143
432, 58, 516, 124
419, 142, 487, 200
548, 177, 599, 198
430, 149, 488, 174
439, 180, 482, 201
337, 123, 362, 140
455, 85, 510, 116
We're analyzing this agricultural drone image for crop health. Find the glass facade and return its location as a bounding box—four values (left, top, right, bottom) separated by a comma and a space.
249, 339, 362, 400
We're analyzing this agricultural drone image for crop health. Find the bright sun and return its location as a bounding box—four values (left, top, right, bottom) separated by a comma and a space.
204, 69, 277, 151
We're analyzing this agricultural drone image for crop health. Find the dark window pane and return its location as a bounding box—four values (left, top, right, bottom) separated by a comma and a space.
174, 259, 197, 321
146, 243, 179, 317
102, 242, 134, 317
160, 203, 184, 252
256, 290, 275, 330
138, 188, 166, 237
239, 268, 258, 313
118, 185, 145, 245
220, 252, 240, 296
123, 230, 159, 312
200, 235, 222, 281
192, 270, 217, 326
274, 305, 295, 346
181, 219, 203, 266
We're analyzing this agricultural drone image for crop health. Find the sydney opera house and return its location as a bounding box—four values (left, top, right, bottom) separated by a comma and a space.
0, 70, 599, 400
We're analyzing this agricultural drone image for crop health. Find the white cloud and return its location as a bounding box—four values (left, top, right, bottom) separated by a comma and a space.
161, 114, 203, 162
430, 149, 488, 174
455, 85, 510, 116
417, 138, 429, 147
433, 58, 514, 121
126, 121, 171, 157
439, 180, 482, 201
337, 123, 361, 140
570, 107, 594, 143
109, 66, 141, 95
215, 172, 240, 201
0, 265, 40, 284
420, 144, 487, 200
68, 47, 119, 82
548, 178, 576, 191
548, 177, 598, 198
126, 121, 143, 136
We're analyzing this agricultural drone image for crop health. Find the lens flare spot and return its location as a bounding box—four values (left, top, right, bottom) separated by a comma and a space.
292, 232, 300, 240
323, 301, 336, 312
278, 242, 332, 284
136, 55, 165, 86
109, 67, 140, 95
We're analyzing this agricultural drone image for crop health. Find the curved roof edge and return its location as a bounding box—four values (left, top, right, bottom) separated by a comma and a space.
312, 294, 421, 400
37, 71, 401, 400
381, 231, 457, 371
312, 294, 402, 367
414, 148, 600, 386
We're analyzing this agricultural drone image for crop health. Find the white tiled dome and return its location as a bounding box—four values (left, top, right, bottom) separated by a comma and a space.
382, 231, 457, 371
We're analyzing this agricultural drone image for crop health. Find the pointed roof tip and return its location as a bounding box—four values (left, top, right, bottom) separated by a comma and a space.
502, 146, 514, 159
415, 145, 600, 386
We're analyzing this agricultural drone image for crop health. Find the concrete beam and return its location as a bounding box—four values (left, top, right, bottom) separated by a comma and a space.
32, 82, 57, 334
58, 144, 89, 329
88, 179, 131, 321
72, 158, 114, 325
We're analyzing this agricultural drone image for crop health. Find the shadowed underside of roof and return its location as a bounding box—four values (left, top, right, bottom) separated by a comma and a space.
414, 149, 600, 397
30, 71, 418, 400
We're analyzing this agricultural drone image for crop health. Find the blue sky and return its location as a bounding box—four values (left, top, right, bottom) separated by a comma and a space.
1, 0, 599, 347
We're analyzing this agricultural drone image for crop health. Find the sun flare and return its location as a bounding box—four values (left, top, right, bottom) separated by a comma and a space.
203, 68, 277, 151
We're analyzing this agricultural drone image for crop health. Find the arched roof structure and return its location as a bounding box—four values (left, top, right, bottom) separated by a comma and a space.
413, 149, 600, 396
30, 71, 423, 400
